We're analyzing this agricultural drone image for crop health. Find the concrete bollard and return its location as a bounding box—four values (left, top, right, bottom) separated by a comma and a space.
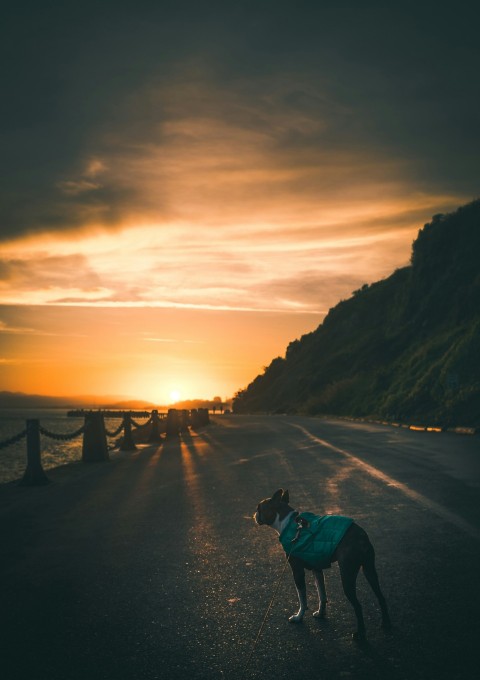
148, 410, 163, 443
82, 412, 109, 462
120, 413, 137, 451
179, 409, 189, 433
166, 408, 180, 438
190, 408, 200, 429
19, 419, 50, 486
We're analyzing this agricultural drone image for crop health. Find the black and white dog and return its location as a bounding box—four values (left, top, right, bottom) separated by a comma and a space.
254, 489, 391, 640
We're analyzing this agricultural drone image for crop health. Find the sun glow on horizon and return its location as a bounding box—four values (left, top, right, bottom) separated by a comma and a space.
169, 389, 181, 403
0, 87, 468, 402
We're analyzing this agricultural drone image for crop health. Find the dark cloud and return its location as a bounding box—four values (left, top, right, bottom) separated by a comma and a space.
1, 1, 479, 240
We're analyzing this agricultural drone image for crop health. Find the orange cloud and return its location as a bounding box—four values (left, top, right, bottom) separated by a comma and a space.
0, 78, 472, 400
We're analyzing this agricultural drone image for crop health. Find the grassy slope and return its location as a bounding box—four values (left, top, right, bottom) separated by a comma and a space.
233, 200, 480, 427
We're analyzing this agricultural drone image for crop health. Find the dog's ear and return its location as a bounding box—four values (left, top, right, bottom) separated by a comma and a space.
281, 489, 289, 503
271, 489, 283, 503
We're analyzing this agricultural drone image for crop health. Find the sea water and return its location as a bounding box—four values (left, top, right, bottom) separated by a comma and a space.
0, 409, 126, 484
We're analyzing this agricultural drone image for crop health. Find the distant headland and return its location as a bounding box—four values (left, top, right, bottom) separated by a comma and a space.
0, 391, 231, 412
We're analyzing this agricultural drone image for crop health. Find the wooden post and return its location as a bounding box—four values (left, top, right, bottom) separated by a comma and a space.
19, 419, 50, 486
120, 414, 137, 451
82, 412, 109, 462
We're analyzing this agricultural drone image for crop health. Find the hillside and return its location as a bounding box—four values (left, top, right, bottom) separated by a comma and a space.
233, 199, 480, 427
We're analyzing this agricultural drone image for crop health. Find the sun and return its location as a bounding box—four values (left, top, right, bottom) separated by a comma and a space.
169, 389, 181, 403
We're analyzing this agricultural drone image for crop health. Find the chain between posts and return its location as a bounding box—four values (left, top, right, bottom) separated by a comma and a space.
38, 424, 86, 441
103, 414, 151, 439
104, 421, 125, 438
1, 423, 86, 449
0, 409, 202, 476
0, 428, 28, 451
131, 416, 151, 429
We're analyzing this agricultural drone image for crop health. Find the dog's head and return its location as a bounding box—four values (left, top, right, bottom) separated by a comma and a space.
253, 488, 293, 526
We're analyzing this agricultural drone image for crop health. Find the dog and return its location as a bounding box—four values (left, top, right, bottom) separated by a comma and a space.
254, 489, 391, 640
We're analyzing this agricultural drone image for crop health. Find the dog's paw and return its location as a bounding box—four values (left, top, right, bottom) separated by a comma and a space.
313, 603, 326, 619
288, 612, 304, 623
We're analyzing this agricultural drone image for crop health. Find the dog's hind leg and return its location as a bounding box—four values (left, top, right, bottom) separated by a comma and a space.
362, 545, 392, 631
339, 561, 366, 641
312, 569, 327, 618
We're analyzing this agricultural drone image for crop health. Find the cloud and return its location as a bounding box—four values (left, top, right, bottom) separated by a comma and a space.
143, 337, 204, 344
2, 2, 479, 242
0, 253, 102, 290
0, 314, 90, 339
0, 320, 52, 338
1, 2, 479, 402
56, 180, 102, 196
0, 186, 463, 313
260, 272, 367, 312
0, 2, 478, 317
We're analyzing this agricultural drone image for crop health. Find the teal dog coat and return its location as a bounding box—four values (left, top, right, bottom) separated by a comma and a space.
279, 512, 353, 569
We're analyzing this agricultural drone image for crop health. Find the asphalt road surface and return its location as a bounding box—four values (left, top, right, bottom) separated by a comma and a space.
1, 415, 479, 680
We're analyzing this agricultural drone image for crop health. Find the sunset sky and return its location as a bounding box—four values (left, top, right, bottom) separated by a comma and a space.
1, 1, 479, 404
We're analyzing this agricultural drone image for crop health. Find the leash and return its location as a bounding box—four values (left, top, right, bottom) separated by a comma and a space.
241, 518, 308, 678
241, 550, 291, 678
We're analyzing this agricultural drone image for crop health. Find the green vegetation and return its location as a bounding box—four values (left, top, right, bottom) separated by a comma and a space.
233, 200, 480, 427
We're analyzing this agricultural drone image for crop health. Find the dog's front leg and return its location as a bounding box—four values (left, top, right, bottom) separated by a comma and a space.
312, 569, 327, 618
288, 560, 307, 623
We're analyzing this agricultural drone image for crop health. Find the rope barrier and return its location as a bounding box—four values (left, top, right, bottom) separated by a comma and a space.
0, 409, 175, 478
131, 416, 152, 429
104, 421, 125, 438
0, 428, 28, 451
103, 414, 153, 441
39, 424, 85, 441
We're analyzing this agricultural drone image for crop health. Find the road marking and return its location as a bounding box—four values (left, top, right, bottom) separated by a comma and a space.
292, 423, 480, 541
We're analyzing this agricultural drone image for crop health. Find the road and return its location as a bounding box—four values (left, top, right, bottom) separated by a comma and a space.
1, 415, 479, 680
